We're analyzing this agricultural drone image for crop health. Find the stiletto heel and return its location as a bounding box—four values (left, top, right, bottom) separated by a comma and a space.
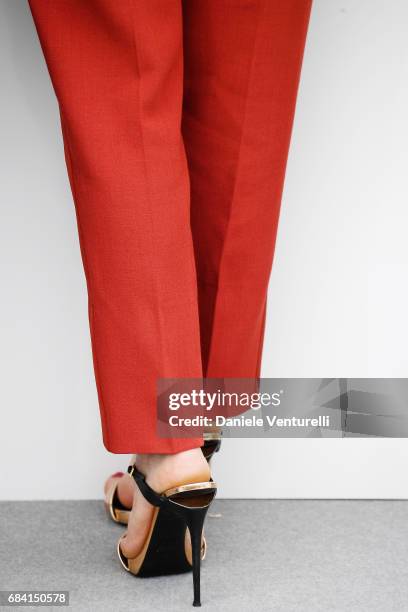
117, 463, 217, 607
105, 436, 221, 525
182, 505, 208, 606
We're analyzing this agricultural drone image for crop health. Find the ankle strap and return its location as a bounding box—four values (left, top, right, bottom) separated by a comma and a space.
127, 464, 168, 507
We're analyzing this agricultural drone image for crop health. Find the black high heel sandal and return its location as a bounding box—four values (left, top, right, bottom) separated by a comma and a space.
105, 433, 222, 525
117, 464, 217, 607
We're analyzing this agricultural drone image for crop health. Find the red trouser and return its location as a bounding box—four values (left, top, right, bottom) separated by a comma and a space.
28, 0, 312, 453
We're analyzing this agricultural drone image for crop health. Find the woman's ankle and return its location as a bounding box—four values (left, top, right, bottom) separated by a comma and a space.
136, 448, 210, 492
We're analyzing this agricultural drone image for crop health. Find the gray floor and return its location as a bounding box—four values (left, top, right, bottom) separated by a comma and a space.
1, 500, 408, 612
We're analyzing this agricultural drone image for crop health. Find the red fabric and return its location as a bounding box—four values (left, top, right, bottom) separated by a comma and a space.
28, 0, 312, 453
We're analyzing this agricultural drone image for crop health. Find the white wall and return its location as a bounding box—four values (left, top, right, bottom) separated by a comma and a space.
1, 0, 408, 500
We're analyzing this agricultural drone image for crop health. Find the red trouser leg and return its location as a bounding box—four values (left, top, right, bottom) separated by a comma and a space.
183, 0, 312, 378
28, 0, 203, 453
28, 0, 312, 452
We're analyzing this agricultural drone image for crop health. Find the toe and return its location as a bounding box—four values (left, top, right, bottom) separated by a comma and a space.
104, 473, 123, 496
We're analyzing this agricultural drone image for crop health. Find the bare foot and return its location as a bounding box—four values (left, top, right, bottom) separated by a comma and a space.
120, 448, 210, 559
104, 471, 135, 510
